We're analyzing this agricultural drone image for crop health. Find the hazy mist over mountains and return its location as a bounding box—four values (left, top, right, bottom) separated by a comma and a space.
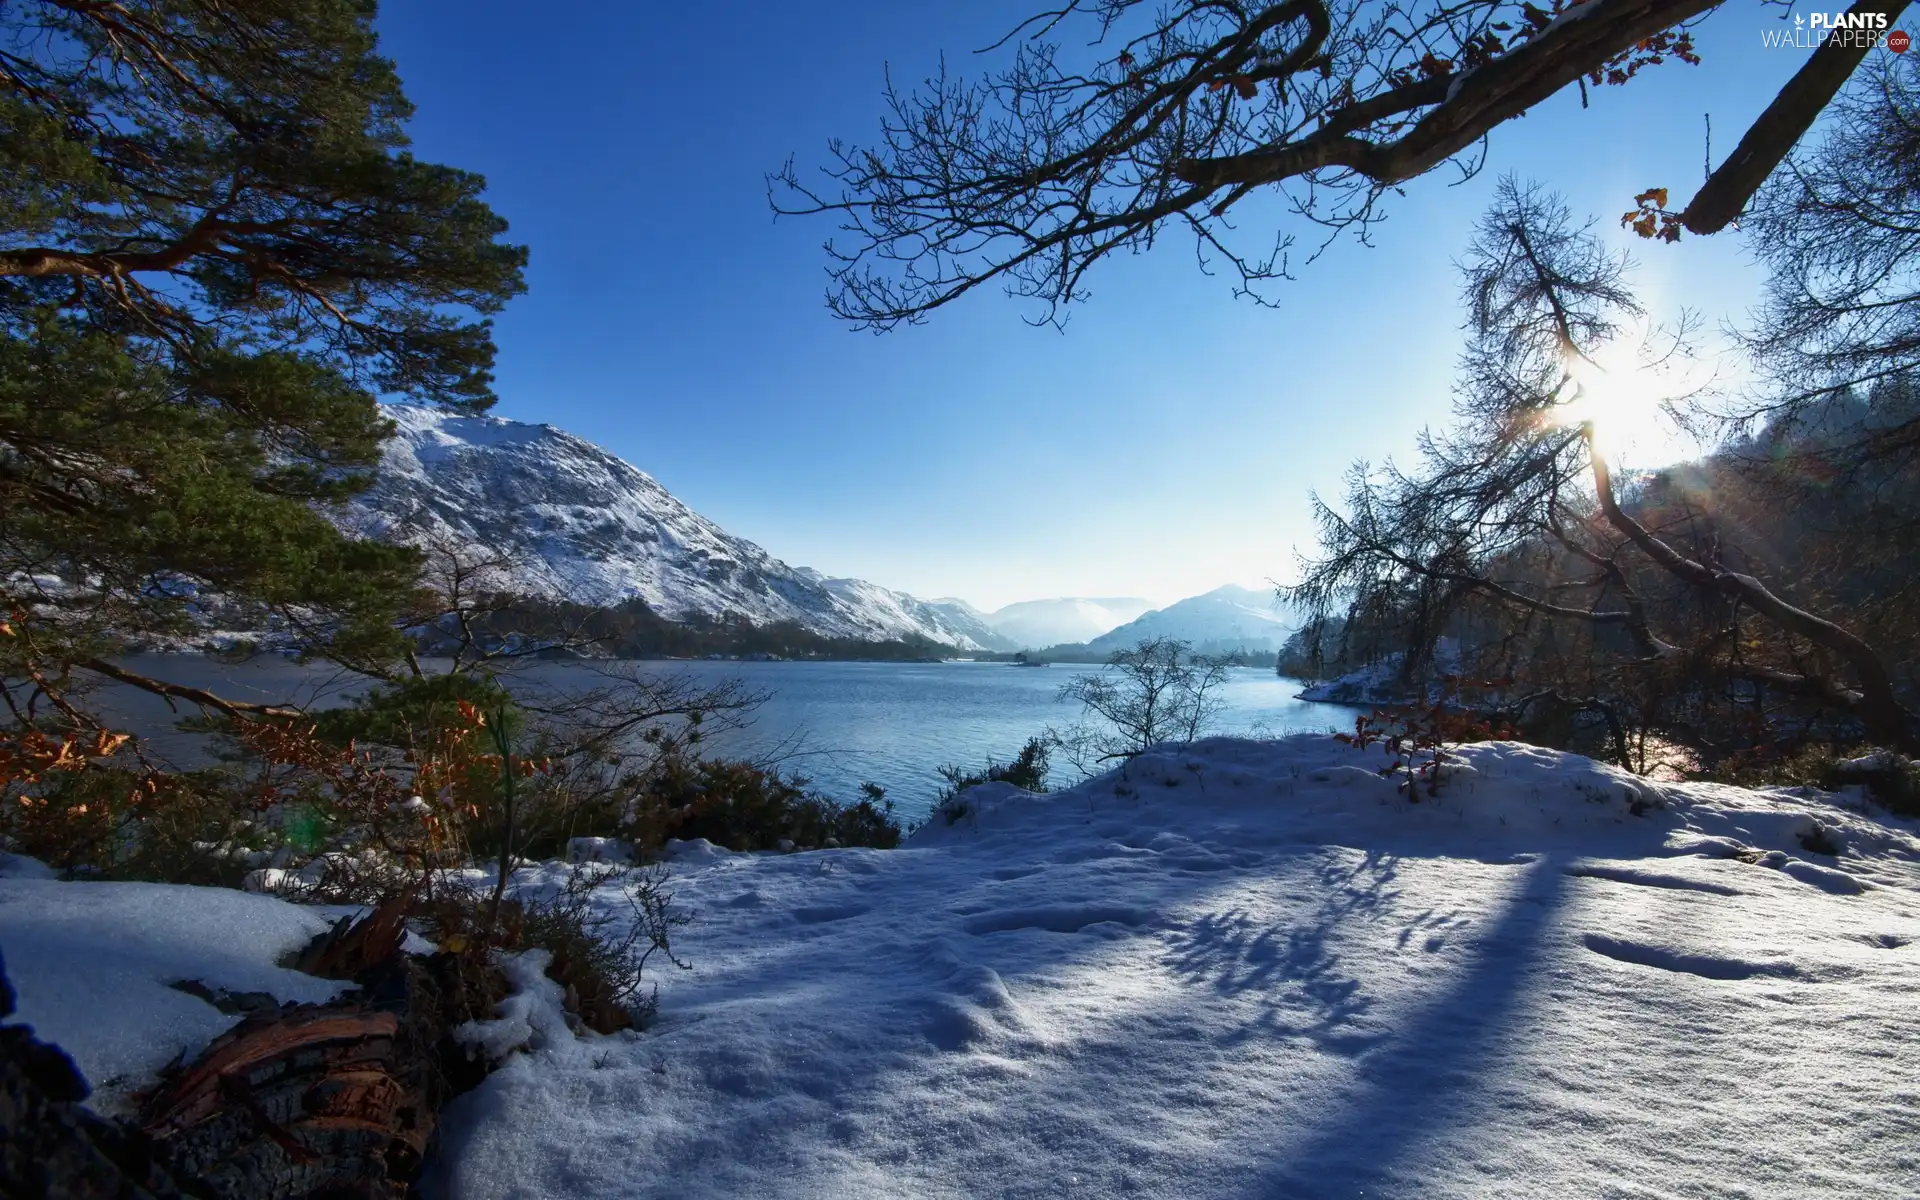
979, 597, 1156, 649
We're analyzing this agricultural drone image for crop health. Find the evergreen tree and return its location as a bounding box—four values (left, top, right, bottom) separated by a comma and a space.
0, 1, 527, 714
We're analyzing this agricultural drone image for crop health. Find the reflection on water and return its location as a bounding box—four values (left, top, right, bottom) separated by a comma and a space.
87, 656, 1352, 822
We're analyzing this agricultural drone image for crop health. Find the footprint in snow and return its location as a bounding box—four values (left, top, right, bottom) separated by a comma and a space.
792, 903, 870, 925
1564, 864, 1742, 896
1749, 851, 1869, 895
964, 904, 1156, 936
1582, 933, 1800, 981
921, 965, 1036, 1052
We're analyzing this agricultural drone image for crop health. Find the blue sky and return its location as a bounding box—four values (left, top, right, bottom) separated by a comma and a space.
375, 3, 1831, 611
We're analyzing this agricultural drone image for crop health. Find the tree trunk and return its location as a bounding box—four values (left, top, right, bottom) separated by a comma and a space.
136, 905, 502, 1200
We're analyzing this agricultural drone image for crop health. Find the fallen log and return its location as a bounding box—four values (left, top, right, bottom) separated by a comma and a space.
136, 902, 504, 1200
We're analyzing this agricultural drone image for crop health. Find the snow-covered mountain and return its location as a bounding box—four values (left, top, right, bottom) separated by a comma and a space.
335, 406, 1014, 651
1085, 584, 1296, 653
983, 597, 1155, 649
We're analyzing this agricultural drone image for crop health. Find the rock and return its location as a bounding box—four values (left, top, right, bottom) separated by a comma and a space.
240, 868, 297, 895
659, 838, 729, 866
0, 949, 209, 1199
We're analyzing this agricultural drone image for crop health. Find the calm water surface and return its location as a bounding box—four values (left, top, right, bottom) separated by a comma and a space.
94, 657, 1352, 822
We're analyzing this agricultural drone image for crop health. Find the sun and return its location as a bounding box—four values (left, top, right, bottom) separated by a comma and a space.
1560, 340, 1701, 469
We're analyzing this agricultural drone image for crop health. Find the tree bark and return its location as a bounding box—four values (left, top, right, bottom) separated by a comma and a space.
1586, 427, 1917, 750
1683, 0, 1914, 233
137, 905, 502, 1199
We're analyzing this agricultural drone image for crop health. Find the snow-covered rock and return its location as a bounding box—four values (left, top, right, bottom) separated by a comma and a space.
566, 836, 632, 865
240, 866, 299, 894
1294, 656, 1416, 704
1292, 639, 1464, 705
659, 837, 731, 866
0, 879, 348, 1114
334, 405, 1014, 651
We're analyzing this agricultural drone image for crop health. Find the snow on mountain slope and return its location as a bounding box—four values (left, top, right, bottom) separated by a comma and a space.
335, 406, 1011, 651
801, 573, 1011, 653
984, 596, 1155, 649
1085, 583, 1296, 653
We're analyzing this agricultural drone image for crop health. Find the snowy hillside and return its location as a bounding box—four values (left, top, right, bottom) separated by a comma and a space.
335, 406, 1012, 651
10, 736, 1917, 1197
1086, 583, 1297, 653
983, 596, 1155, 649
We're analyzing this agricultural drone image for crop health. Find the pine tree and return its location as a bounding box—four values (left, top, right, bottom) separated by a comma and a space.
0, 1, 527, 713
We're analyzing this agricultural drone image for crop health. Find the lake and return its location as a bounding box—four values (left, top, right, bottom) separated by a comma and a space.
89, 656, 1355, 823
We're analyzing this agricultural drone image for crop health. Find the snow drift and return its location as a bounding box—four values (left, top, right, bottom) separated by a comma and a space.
426, 736, 1920, 1197
5, 736, 1917, 1197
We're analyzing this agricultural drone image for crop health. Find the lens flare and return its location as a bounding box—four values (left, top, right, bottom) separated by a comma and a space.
1560, 341, 1699, 468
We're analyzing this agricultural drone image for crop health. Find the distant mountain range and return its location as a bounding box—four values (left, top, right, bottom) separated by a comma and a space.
332, 406, 1293, 656
1085, 585, 1295, 654
980, 597, 1155, 649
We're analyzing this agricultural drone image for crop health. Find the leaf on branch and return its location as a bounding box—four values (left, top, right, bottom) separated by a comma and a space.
1592, 28, 1700, 87
1621, 187, 1684, 242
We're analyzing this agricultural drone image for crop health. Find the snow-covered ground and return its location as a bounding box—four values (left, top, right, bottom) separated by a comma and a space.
0, 856, 350, 1114
439, 737, 1920, 1198
5, 735, 1919, 1196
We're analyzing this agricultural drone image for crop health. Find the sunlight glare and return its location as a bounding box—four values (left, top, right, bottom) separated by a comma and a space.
1561, 340, 1702, 469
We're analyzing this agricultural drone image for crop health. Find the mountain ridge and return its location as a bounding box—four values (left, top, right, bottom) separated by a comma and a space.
1083, 584, 1296, 654
330, 407, 1287, 658
335, 405, 1015, 651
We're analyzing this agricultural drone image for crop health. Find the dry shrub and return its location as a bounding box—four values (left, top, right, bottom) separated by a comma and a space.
1709, 744, 1920, 816
1335, 702, 1517, 801
394, 864, 689, 1034
627, 754, 901, 853
1, 738, 273, 885
2, 704, 691, 1035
